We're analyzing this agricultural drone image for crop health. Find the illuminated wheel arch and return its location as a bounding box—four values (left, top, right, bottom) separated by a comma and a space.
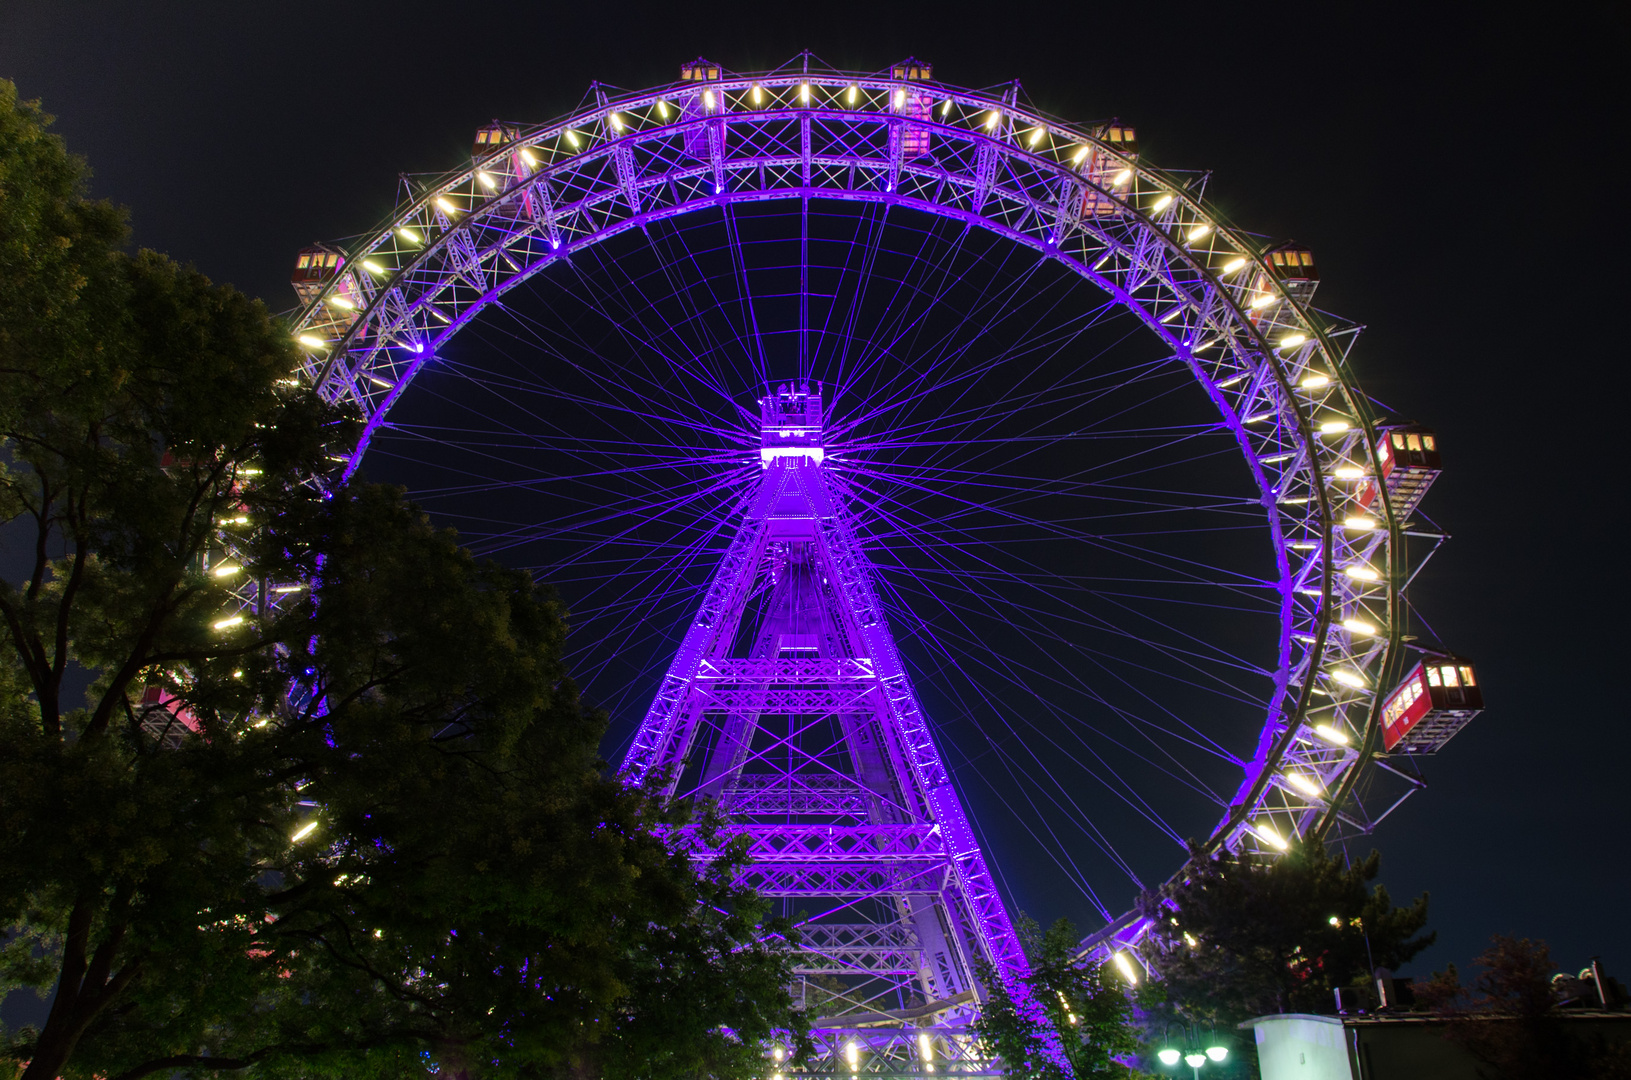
289, 56, 1413, 938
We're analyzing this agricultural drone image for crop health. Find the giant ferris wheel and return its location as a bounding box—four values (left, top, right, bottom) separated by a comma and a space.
282, 55, 1481, 1072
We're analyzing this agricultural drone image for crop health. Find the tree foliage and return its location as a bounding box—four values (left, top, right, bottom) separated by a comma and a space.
0, 80, 798, 1080
1136, 840, 1432, 1070
972, 917, 1144, 1079
1418, 935, 1631, 1080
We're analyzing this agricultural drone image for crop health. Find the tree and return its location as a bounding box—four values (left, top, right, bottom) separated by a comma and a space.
0, 81, 798, 1080
1135, 840, 1432, 1071
1419, 935, 1631, 1080
972, 916, 1144, 1079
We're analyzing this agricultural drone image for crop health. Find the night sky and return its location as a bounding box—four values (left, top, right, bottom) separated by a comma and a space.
3, 0, 1625, 990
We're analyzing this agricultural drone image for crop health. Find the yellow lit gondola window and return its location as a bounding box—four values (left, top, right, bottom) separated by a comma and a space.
1439, 665, 1459, 687
1422, 435, 1436, 451
1426, 666, 1441, 687
1458, 666, 1476, 687
1406, 433, 1421, 451
1392, 433, 1406, 449
297, 254, 311, 268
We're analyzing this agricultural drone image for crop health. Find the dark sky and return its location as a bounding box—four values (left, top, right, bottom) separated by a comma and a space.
3, 0, 1626, 986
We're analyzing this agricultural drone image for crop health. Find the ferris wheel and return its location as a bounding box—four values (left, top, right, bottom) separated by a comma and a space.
280, 53, 1480, 1063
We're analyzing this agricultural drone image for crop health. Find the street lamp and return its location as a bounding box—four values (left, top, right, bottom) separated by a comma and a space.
1155, 1039, 1227, 1079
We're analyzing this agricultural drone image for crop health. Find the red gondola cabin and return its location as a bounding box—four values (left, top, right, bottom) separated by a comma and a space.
1380, 656, 1483, 754
1358, 425, 1442, 519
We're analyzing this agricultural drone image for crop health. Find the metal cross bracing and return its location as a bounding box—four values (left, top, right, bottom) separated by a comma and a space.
625, 383, 1051, 1072
277, 54, 1443, 957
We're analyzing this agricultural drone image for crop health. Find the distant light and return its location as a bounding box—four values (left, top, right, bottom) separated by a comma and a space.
520, 148, 537, 166
1343, 515, 1378, 530
1072, 144, 1090, 165
1186, 1053, 1207, 1068
1113, 951, 1139, 983
1187, 223, 1211, 243
565, 128, 582, 147
1112, 168, 1132, 186
1207, 1047, 1229, 1063
1300, 373, 1331, 389
608, 112, 623, 131
397, 226, 421, 244
845, 1041, 859, 1071
213, 564, 240, 577
799, 83, 810, 103
213, 615, 245, 630
362, 259, 386, 275
1249, 293, 1275, 309
985, 109, 1001, 129
1184, 931, 1198, 947
1158, 1050, 1182, 1066
328, 295, 355, 310
772, 1047, 785, 1063
848, 85, 858, 104
1334, 465, 1365, 479
297, 334, 326, 349
1342, 617, 1378, 636
272, 584, 308, 593
1343, 564, 1379, 582
1330, 668, 1367, 688
657, 99, 670, 118
477, 171, 496, 189
1254, 821, 1289, 850
435, 196, 458, 215
291, 821, 318, 843
753, 85, 763, 104
1320, 419, 1350, 434
1280, 333, 1307, 348
1329, 915, 1343, 927
1028, 126, 1045, 147
1151, 193, 1173, 213
1313, 724, 1350, 745
1221, 256, 1246, 274
940, 98, 952, 116
918, 1033, 933, 1062
1285, 771, 1322, 796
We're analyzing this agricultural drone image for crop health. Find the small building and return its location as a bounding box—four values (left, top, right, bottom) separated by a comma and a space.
1243, 1010, 1631, 1079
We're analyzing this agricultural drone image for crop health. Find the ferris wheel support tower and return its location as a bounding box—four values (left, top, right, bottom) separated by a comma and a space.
620, 384, 1051, 1073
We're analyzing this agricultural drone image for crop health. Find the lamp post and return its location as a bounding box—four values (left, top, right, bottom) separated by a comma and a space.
1155, 1039, 1228, 1080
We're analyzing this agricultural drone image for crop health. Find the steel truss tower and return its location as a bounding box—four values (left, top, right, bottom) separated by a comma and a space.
620, 385, 1035, 1074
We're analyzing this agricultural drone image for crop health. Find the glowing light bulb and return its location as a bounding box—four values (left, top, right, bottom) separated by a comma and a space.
940, 98, 952, 116
848, 84, 858, 104
1207, 1047, 1228, 1063
1330, 915, 1343, 927
1186, 1053, 1207, 1068
1151, 193, 1173, 212
918, 1033, 933, 1063
520, 147, 537, 166
1255, 822, 1288, 850
565, 129, 581, 147
397, 226, 421, 244
362, 259, 386, 275
213, 614, 245, 630
291, 821, 318, 843
1187, 223, 1212, 243
435, 196, 458, 215
1314, 724, 1350, 745
1158, 1049, 1182, 1066
1280, 333, 1307, 348
1343, 564, 1379, 582
1112, 168, 1132, 186
1029, 126, 1045, 146
1320, 419, 1350, 434
213, 564, 240, 577
297, 334, 326, 348
1184, 932, 1199, 947
1300, 373, 1330, 389
329, 295, 355, 310
1334, 465, 1364, 479
1113, 951, 1139, 983
477, 171, 496, 189
608, 112, 623, 131
1072, 144, 1089, 164
1343, 515, 1378, 530
752, 85, 763, 104
1342, 617, 1378, 636
986, 109, 1001, 129
1285, 771, 1322, 796
657, 99, 670, 118
1221, 256, 1246, 274
1249, 293, 1275, 309
799, 83, 810, 103
1330, 668, 1367, 688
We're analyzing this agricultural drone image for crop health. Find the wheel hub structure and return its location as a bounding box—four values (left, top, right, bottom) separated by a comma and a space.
268, 54, 1468, 1068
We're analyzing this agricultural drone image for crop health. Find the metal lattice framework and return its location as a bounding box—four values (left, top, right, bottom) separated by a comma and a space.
275, 55, 1437, 1039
